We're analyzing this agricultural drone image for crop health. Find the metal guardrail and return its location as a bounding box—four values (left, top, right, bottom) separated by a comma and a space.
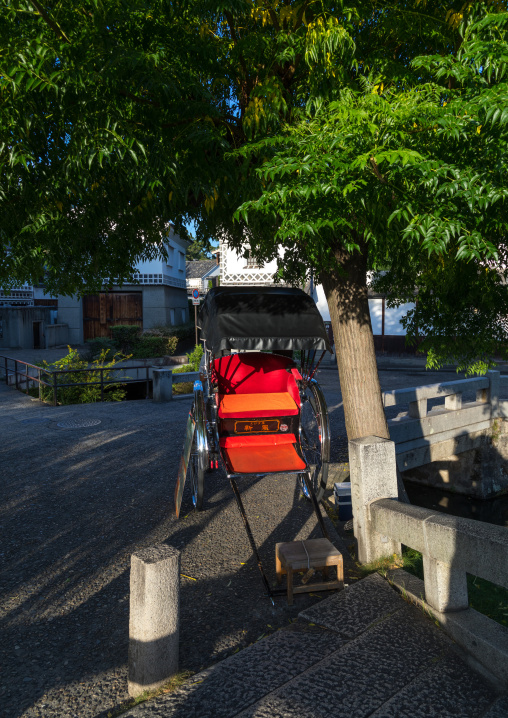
0, 355, 152, 405
1, 354, 200, 404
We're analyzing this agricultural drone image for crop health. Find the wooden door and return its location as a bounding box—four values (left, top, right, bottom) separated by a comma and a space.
83, 293, 142, 340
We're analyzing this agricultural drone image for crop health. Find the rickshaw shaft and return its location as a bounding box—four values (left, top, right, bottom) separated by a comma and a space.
228, 473, 329, 602
302, 472, 330, 541
228, 475, 275, 601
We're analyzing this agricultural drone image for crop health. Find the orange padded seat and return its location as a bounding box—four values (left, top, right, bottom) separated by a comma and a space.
222, 442, 306, 474
218, 392, 299, 419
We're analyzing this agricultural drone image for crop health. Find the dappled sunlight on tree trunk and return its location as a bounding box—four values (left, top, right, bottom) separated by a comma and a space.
321, 243, 389, 441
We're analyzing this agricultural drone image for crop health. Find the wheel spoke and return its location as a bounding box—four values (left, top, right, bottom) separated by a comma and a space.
299, 380, 329, 502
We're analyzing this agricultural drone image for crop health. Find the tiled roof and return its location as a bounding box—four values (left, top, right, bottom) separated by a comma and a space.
186, 259, 217, 279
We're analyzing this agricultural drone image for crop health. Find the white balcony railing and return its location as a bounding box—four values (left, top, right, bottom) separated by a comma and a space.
0, 286, 34, 306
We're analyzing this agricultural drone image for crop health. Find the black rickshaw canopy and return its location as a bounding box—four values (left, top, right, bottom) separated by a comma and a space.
198, 286, 332, 355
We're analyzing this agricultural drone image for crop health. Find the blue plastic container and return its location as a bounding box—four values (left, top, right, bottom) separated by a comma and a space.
334, 482, 353, 521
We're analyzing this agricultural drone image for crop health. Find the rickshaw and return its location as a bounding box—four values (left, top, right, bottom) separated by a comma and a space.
175, 286, 333, 595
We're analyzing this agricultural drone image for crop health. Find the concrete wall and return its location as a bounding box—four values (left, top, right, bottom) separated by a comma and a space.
56, 295, 83, 344
45, 324, 69, 348
57, 285, 189, 344
141, 286, 189, 329
401, 423, 508, 499
0, 307, 52, 350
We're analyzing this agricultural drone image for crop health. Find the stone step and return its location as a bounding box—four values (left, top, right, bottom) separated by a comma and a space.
124, 574, 503, 718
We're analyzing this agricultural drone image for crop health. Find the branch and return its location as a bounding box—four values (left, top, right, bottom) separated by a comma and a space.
119, 90, 160, 107
369, 156, 387, 183
224, 11, 239, 45
263, 3, 280, 32
224, 10, 249, 99
294, 1, 310, 30
28, 0, 71, 44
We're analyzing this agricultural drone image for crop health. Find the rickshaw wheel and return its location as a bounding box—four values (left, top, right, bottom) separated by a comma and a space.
190, 430, 205, 510
190, 389, 208, 511
299, 380, 330, 502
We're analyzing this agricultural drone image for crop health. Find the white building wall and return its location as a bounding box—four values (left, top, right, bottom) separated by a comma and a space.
221, 241, 414, 337
220, 241, 284, 286
133, 226, 188, 289
299, 282, 415, 336
225, 247, 279, 274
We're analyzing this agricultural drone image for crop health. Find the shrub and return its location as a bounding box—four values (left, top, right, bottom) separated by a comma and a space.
150, 322, 195, 339
36, 346, 130, 404
143, 327, 168, 337
173, 381, 193, 395
186, 344, 203, 371
172, 363, 192, 374
83, 337, 117, 361
111, 324, 141, 352
134, 334, 178, 358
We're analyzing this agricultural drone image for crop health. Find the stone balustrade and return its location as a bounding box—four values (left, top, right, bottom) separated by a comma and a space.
370, 499, 508, 610
350, 435, 508, 685
152, 368, 198, 402
383, 372, 503, 485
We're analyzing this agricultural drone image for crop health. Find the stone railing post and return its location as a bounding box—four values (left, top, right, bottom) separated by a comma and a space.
153, 368, 173, 402
349, 436, 401, 564
128, 546, 180, 698
422, 556, 468, 613
487, 369, 500, 419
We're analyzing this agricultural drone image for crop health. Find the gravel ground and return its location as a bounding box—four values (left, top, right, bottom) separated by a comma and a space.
1, 354, 502, 718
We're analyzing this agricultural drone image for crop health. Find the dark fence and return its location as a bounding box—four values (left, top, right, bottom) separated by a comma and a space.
1, 355, 151, 405
373, 335, 426, 355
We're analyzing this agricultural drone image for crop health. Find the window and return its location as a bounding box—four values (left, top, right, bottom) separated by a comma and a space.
244, 250, 261, 269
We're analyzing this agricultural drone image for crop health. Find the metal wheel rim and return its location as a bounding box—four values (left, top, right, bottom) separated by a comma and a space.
299, 381, 330, 500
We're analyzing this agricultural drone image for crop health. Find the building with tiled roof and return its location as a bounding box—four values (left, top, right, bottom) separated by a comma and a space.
186, 259, 220, 295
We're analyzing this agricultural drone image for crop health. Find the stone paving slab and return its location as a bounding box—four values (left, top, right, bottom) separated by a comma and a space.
244, 611, 459, 718
299, 571, 403, 639
369, 656, 497, 718
124, 574, 503, 718
123, 625, 340, 718
483, 696, 508, 718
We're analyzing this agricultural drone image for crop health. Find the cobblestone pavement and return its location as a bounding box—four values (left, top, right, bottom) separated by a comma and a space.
1, 356, 504, 718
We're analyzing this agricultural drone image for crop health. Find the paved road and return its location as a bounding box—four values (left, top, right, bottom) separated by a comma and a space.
1, 353, 506, 717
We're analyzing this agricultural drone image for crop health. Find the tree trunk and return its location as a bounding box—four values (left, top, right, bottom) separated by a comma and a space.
321, 243, 389, 442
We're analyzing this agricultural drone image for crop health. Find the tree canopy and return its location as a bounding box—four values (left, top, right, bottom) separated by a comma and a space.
235, 4, 508, 374
1, 0, 224, 293
1, 0, 487, 293
2, 1, 508, 414
186, 236, 213, 260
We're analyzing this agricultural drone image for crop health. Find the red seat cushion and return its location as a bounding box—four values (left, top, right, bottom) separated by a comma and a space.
213, 353, 301, 408
218, 392, 299, 418
222, 441, 306, 474
220, 434, 298, 448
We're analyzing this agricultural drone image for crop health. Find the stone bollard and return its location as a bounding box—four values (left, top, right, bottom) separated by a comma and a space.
349, 436, 401, 564
153, 368, 173, 402
128, 546, 180, 698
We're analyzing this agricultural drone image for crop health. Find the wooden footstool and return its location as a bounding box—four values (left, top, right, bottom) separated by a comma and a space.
275, 538, 344, 605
